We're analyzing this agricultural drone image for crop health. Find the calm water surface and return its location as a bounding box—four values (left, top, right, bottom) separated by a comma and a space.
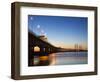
49, 52, 88, 65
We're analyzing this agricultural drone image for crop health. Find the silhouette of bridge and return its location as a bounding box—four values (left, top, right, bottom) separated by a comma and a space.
28, 31, 60, 66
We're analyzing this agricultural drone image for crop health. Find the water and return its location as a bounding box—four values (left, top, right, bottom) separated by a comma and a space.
49, 52, 88, 65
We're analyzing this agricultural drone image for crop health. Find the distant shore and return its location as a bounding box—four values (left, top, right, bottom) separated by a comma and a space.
56, 47, 88, 52
57, 50, 87, 52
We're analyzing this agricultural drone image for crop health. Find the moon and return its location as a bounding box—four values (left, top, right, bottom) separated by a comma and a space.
37, 24, 40, 29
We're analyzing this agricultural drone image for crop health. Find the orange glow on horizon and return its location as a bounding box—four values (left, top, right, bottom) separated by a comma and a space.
50, 40, 87, 50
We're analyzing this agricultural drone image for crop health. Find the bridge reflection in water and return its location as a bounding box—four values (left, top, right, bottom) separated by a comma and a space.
30, 53, 56, 66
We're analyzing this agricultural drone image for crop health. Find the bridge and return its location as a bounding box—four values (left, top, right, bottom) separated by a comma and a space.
28, 31, 59, 66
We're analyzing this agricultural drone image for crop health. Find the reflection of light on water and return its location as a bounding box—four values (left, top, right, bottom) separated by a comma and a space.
39, 56, 49, 61
33, 56, 49, 65
49, 53, 56, 65
49, 52, 87, 65
33, 56, 39, 65
32, 52, 87, 66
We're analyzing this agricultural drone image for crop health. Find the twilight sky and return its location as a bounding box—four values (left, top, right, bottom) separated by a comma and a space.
28, 15, 88, 49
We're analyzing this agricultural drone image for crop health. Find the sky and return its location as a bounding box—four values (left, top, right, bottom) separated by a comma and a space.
28, 15, 88, 50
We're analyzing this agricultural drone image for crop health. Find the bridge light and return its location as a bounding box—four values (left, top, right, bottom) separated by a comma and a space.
34, 46, 40, 52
